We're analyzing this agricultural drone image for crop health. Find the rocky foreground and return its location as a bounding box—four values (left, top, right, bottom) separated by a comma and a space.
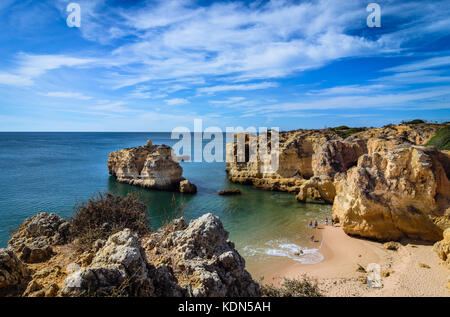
108, 139, 197, 193
226, 123, 450, 242
0, 212, 259, 297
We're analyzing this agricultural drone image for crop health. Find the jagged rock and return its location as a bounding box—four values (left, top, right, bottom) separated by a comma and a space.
333, 146, 450, 241
144, 213, 260, 297
0, 248, 30, 292
61, 229, 154, 297
108, 139, 196, 192
179, 179, 197, 194
433, 228, 450, 268
8, 213, 70, 263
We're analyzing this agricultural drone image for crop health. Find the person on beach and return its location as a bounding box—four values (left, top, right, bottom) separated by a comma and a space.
314, 220, 318, 229
331, 218, 334, 226
309, 221, 313, 228
309, 221, 314, 240
325, 217, 328, 225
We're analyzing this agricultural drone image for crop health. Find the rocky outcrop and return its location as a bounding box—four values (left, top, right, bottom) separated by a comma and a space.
8, 213, 70, 263
296, 175, 336, 204
61, 229, 154, 297
179, 179, 197, 194
0, 248, 30, 294
225, 129, 341, 193
312, 139, 367, 177
433, 228, 450, 268
226, 123, 443, 204
108, 139, 196, 193
332, 146, 450, 241
1, 210, 259, 297
143, 214, 260, 297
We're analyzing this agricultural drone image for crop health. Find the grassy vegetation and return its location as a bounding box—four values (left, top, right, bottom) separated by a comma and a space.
401, 119, 426, 125
425, 125, 450, 151
69, 192, 150, 249
331, 125, 366, 139
260, 276, 323, 297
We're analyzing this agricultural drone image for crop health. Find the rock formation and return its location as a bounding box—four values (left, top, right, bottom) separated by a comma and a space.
0, 248, 30, 295
0, 211, 260, 297
8, 213, 70, 263
226, 123, 449, 242
108, 139, 196, 193
61, 229, 154, 297
143, 213, 260, 297
179, 179, 197, 194
433, 228, 450, 268
332, 146, 450, 241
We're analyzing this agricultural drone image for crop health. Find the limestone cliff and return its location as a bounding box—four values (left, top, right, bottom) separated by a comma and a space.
332, 146, 450, 241
226, 123, 449, 241
108, 139, 196, 193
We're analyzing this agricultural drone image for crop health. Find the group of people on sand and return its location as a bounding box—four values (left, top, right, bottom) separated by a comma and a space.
309, 217, 334, 241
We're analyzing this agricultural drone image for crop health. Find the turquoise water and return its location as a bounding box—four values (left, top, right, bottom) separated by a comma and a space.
0, 132, 331, 276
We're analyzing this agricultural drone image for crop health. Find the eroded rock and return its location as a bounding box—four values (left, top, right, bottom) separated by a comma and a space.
108, 139, 196, 192
0, 248, 30, 293
144, 213, 260, 297
61, 229, 154, 297
8, 213, 70, 263
333, 146, 450, 241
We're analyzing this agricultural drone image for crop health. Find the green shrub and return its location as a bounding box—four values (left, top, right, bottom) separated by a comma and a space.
70, 192, 150, 249
401, 119, 426, 125
331, 126, 366, 139
425, 125, 450, 150
260, 276, 322, 297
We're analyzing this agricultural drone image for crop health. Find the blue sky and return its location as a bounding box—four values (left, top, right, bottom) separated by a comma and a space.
0, 0, 449, 131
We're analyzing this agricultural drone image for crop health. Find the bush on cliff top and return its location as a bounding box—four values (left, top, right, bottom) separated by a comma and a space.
260, 276, 322, 297
425, 125, 450, 151
70, 192, 150, 249
401, 119, 426, 125
331, 126, 366, 139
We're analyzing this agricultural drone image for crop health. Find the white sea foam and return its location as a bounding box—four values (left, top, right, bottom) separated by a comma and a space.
243, 239, 324, 264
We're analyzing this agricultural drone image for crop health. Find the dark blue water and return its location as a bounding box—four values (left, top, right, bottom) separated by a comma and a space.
0, 132, 331, 276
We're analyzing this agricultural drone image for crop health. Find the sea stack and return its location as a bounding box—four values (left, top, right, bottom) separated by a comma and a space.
107, 139, 196, 193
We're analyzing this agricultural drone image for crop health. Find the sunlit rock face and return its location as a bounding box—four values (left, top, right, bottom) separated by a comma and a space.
333, 146, 450, 242
107, 139, 195, 192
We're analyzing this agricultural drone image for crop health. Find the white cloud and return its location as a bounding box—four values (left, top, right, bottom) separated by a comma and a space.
42, 91, 92, 100
198, 82, 278, 94
0, 53, 95, 87
164, 98, 189, 106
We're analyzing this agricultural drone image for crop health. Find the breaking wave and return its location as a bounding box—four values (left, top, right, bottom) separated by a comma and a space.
242, 239, 324, 264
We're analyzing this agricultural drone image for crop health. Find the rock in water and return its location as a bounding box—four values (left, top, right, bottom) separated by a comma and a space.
333, 146, 450, 241
144, 213, 260, 297
108, 139, 196, 192
179, 179, 197, 194
0, 248, 30, 293
61, 229, 154, 297
217, 188, 241, 195
8, 213, 70, 263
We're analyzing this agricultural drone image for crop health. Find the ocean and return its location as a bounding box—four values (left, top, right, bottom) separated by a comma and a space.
0, 132, 331, 277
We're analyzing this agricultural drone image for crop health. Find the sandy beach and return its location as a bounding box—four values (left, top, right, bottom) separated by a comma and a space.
264, 225, 450, 297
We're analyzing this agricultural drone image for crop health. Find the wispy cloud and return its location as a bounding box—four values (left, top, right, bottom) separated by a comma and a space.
198, 82, 278, 95
42, 91, 92, 100
165, 98, 189, 106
